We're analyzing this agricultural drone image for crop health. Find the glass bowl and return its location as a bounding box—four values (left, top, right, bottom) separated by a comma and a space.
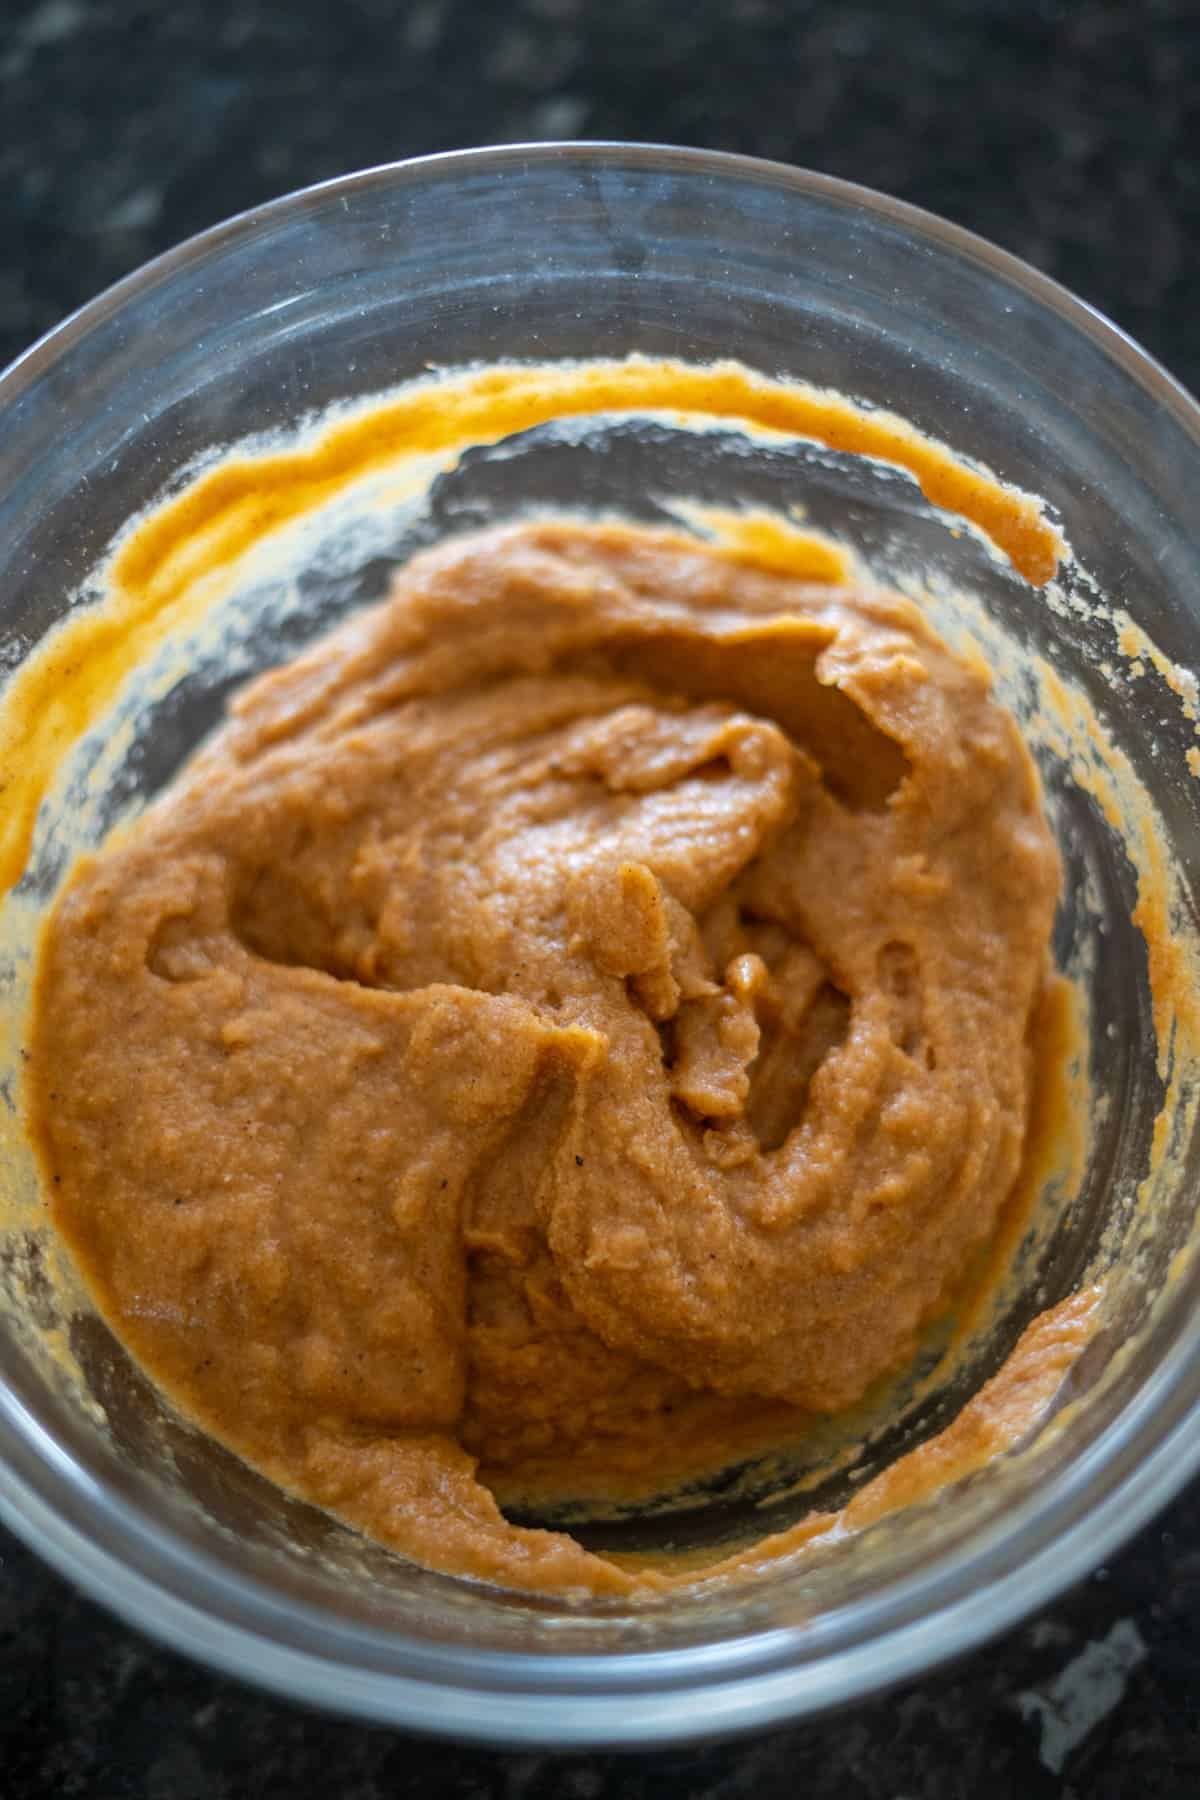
1, 143, 1199, 1749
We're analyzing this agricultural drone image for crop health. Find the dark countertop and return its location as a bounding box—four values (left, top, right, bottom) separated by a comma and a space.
2, 0, 1199, 1793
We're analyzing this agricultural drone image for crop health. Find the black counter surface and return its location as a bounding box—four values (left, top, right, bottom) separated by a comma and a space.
2, 1, 1199, 1793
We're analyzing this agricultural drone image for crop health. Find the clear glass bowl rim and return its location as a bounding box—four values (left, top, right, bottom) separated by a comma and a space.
1, 140, 1199, 1749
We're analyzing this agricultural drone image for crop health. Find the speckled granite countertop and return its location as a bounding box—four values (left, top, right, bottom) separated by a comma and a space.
2, 0, 1199, 1794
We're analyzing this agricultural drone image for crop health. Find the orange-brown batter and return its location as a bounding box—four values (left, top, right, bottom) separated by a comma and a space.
29, 520, 1062, 1593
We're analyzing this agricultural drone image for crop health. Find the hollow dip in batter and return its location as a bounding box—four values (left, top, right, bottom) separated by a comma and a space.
29, 519, 1064, 1596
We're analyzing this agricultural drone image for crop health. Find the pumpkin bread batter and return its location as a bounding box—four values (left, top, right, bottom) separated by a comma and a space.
29, 521, 1061, 1593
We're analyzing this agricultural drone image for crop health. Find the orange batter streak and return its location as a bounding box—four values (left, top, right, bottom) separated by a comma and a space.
0, 357, 1061, 896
